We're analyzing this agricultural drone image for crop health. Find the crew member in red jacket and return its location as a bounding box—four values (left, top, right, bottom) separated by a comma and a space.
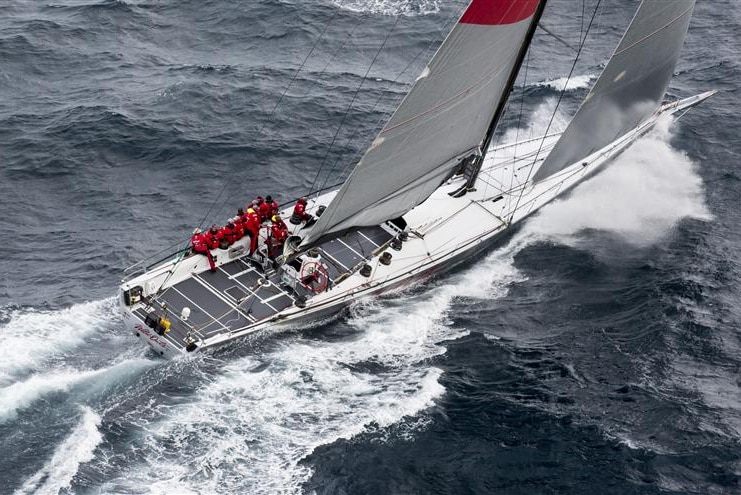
216, 223, 236, 249
243, 209, 262, 254
269, 214, 289, 258
205, 225, 220, 250
259, 195, 277, 221
232, 217, 245, 241
191, 228, 216, 272
251, 196, 264, 216
267, 196, 279, 217
258, 195, 279, 219
290, 197, 312, 225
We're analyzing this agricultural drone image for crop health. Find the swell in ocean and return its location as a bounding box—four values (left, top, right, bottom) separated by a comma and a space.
1, 0, 740, 493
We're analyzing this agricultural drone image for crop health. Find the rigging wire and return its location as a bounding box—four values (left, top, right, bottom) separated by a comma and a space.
196, 4, 347, 232
502, 48, 531, 215
307, 14, 402, 196
507, 0, 603, 224
318, 13, 371, 75
148, 5, 347, 290
316, 48, 422, 193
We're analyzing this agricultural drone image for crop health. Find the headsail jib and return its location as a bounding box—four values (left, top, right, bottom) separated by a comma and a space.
533, 0, 696, 182
300, 0, 547, 248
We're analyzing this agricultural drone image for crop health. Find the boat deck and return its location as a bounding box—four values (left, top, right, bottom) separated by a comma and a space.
134, 225, 394, 351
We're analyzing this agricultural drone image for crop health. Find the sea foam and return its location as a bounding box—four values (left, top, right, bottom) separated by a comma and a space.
0, 297, 119, 386
16, 406, 103, 495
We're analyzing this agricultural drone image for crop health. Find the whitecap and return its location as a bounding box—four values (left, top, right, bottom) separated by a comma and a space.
0, 297, 119, 386
329, 0, 440, 17
16, 406, 103, 495
533, 74, 596, 92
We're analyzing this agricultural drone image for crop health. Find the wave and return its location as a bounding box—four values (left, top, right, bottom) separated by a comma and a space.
15, 406, 103, 495
531, 74, 596, 92
330, 0, 440, 16
0, 358, 154, 423
43, 0, 137, 14
0, 297, 118, 386
102, 327, 448, 492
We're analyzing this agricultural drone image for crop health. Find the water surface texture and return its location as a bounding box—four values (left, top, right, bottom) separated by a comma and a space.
1, 0, 739, 493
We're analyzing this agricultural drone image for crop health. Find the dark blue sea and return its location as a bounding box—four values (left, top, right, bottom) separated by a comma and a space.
1, 0, 739, 493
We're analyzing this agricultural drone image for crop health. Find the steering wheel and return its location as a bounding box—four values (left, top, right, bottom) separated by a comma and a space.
299, 261, 329, 293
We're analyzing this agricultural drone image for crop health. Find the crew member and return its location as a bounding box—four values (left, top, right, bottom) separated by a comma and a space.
243, 209, 261, 254
191, 228, 216, 272
269, 214, 289, 258
206, 225, 220, 250
267, 195, 280, 217
258, 195, 275, 221
290, 197, 312, 225
252, 196, 264, 214
217, 222, 236, 248
232, 217, 245, 241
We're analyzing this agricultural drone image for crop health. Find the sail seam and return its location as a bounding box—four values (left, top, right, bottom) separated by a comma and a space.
613, 5, 693, 57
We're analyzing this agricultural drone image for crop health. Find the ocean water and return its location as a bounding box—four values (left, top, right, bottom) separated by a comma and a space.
1, 0, 740, 493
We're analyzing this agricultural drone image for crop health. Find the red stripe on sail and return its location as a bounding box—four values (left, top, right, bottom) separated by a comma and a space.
460, 0, 540, 25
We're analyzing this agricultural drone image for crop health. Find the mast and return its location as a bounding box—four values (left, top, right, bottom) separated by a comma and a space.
452, 0, 549, 197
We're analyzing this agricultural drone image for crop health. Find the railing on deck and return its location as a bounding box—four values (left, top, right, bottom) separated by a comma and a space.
122, 244, 190, 282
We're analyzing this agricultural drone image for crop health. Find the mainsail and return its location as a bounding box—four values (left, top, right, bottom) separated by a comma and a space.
533, 0, 696, 182
301, 0, 546, 247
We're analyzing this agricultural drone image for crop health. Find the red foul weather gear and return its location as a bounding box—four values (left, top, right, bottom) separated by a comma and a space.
290, 201, 310, 225
272, 214, 287, 230
206, 226, 220, 250
252, 196, 264, 211
269, 200, 279, 217
217, 224, 236, 248
191, 232, 216, 272
233, 220, 245, 241
269, 222, 288, 258
244, 211, 261, 254
258, 201, 272, 220
191, 232, 208, 253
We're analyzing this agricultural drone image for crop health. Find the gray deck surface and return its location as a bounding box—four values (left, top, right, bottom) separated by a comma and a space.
319, 227, 392, 279
140, 225, 394, 351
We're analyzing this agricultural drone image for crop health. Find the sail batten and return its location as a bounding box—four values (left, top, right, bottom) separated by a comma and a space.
533, 0, 696, 182
300, 0, 546, 247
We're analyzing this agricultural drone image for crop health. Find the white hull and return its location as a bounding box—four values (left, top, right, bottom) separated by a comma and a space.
120, 92, 713, 358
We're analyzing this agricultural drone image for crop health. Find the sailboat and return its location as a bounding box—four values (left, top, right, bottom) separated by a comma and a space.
120, 0, 714, 358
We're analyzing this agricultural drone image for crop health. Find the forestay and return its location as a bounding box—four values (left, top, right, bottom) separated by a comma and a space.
533, 0, 696, 182
301, 0, 545, 247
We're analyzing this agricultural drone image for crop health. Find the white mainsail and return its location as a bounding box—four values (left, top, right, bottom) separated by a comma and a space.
301, 0, 545, 246
533, 0, 696, 181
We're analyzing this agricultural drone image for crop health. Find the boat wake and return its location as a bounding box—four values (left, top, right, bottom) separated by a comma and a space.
4, 115, 712, 495
99, 296, 461, 493
0, 298, 119, 387
15, 406, 103, 495
0, 358, 154, 424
